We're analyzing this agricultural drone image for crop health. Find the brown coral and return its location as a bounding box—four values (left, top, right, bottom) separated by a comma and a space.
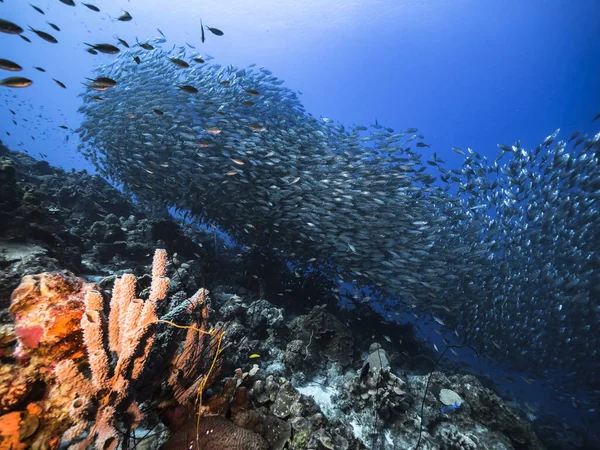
163, 415, 269, 450
0, 365, 31, 414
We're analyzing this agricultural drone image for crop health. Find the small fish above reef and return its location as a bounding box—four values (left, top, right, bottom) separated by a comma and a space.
82, 3, 100, 12
84, 43, 120, 54
0, 19, 24, 34
178, 85, 198, 94
86, 77, 118, 88
29, 26, 58, 43
53, 78, 66, 88
169, 57, 189, 68
0, 76, 32, 88
30, 4, 45, 14
0, 59, 22, 71
115, 36, 130, 48
204, 25, 224, 36
138, 42, 154, 50
116, 10, 132, 21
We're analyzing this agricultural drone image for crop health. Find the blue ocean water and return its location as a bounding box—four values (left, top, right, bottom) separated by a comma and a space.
2, 0, 599, 171
2, 0, 600, 446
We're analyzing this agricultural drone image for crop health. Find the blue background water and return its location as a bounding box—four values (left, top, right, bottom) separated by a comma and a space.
2, 0, 599, 170
2, 0, 600, 439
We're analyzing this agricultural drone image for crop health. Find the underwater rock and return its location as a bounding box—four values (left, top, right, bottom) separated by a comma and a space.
206, 370, 366, 450
0, 144, 218, 317
216, 291, 285, 329
364, 345, 390, 372
0, 323, 15, 348
126, 422, 171, 450
209, 289, 293, 380
225, 380, 292, 450
92, 240, 128, 263
0, 365, 32, 414
260, 414, 292, 450
453, 374, 545, 449
30, 160, 53, 175
288, 304, 355, 367
271, 381, 302, 419
246, 298, 285, 329
251, 376, 280, 405
313, 428, 336, 449
0, 159, 19, 211
294, 358, 546, 450
88, 220, 127, 243
339, 357, 410, 425
406, 372, 546, 450
283, 339, 308, 370
0, 411, 28, 450
0, 269, 86, 447
438, 428, 477, 450
217, 291, 246, 319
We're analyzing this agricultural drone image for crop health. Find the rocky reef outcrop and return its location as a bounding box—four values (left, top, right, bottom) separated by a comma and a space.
0, 142, 219, 321
208, 287, 546, 450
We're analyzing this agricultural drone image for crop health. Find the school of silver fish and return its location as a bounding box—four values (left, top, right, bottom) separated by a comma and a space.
76, 43, 600, 408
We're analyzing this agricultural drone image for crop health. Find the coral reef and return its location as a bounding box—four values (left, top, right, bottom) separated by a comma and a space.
9, 271, 87, 361
329, 366, 546, 450
164, 415, 269, 450
2, 247, 548, 450
0, 142, 219, 320
0, 249, 224, 449
200, 287, 548, 450
191, 370, 364, 450
0, 146, 562, 449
